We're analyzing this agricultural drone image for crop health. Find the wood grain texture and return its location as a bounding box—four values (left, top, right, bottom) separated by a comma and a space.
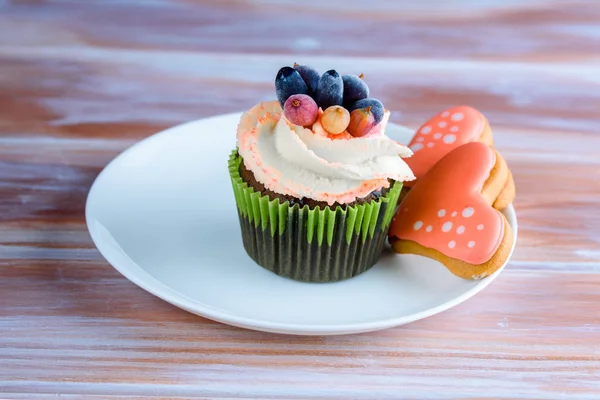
1, 0, 600, 398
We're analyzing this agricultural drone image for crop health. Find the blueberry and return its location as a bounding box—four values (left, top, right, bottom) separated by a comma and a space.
342, 74, 369, 107
294, 64, 320, 96
350, 98, 385, 125
315, 70, 343, 109
275, 67, 309, 108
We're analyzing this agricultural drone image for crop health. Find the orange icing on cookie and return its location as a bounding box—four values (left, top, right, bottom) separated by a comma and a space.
405, 106, 489, 187
390, 142, 504, 265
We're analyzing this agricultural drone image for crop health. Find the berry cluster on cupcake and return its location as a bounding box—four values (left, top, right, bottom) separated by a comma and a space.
229, 64, 415, 283
278, 65, 385, 138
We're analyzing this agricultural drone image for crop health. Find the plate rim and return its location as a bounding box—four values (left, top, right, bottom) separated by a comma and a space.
86, 112, 518, 336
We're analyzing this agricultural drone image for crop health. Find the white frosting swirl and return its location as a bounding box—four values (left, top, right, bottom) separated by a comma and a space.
237, 101, 415, 205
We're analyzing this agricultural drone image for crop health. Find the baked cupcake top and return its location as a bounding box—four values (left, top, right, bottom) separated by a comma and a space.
237, 65, 415, 206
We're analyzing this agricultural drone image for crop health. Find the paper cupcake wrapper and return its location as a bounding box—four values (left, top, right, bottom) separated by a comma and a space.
229, 150, 402, 282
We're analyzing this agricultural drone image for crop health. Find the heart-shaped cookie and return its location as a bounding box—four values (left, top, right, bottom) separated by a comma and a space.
389, 142, 515, 280
405, 106, 494, 188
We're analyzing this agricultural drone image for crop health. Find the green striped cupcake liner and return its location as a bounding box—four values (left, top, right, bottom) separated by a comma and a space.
229, 150, 402, 282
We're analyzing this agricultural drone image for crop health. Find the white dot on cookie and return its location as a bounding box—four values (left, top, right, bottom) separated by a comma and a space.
426, 225, 433, 232
448, 240, 456, 249
451, 112, 464, 121
414, 221, 423, 231
443, 134, 456, 144
450, 126, 459, 132
411, 143, 424, 152
434, 132, 442, 139
468, 241, 476, 248
451, 211, 457, 217
462, 207, 475, 218
416, 137, 424, 142
427, 142, 435, 148
457, 226, 465, 234
477, 224, 484, 230
438, 121, 447, 128
442, 222, 452, 232
421, 126, 431, 134
441, 111, 450, 117
438, 209, 446, 217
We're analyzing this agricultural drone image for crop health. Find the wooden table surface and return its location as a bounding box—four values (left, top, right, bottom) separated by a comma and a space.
2, 1, 600, 398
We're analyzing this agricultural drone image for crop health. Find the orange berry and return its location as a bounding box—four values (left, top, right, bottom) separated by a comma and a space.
320, 106, 350, 135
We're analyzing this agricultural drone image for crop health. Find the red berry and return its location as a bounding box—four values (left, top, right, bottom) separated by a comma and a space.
347, 106, 375, 137
283, 94, 318, 127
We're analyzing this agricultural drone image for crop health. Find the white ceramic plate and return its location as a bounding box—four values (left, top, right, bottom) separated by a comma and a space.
86, 112, 517, 336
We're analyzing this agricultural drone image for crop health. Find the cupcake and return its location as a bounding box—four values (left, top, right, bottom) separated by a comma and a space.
229, 65, 415, 282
